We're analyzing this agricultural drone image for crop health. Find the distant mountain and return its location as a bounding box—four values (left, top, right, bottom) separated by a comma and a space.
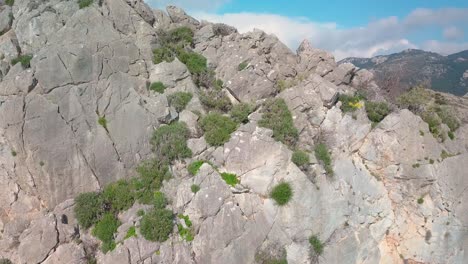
340, 49, 468, 96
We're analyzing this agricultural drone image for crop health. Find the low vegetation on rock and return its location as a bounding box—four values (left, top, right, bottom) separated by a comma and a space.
11, 54, 33, 68
188, 160, 205, 175
178, 214, 194, 241
397, 87, 460, 140
149, 82, 166, 93
191, 184, 200, 193
151, 122, 192, 163
270, 182, 293, 206
168, 92, 193, 112
74, 192, 104, 229
237, 60, 249, 71
153, 191, 167, 209
199, 89, 232, 112
314, 143, 333, 176
78, 0, 93, 9
102, 180, 135, 213
309, 235, 324, 255
338, 93, 365, 113
92, 213, 120, 253
291, 150, 310, 168
98, 116, 107, 130
140, 209, 174, 242
221, 172, 239, 186
124, 226, 137, 240
258, 98, 298, 147
365, 101, 391, 124
230, 103, 253, 124
200, 113, 238, 146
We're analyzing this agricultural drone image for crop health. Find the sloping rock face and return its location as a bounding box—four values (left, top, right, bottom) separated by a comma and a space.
0, 1, 467, 264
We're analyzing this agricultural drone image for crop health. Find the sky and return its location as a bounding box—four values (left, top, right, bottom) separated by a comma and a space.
147, 0, 468, 60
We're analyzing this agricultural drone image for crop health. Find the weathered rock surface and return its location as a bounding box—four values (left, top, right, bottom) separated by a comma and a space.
0, 1, 467, 264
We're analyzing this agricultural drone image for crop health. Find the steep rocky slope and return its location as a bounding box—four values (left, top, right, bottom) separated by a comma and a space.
341, 49, 468, 97
0, 1, 467, 264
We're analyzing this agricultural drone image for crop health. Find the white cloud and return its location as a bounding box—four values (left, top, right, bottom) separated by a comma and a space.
421, 40, 468, 55
443, 26, 464, 41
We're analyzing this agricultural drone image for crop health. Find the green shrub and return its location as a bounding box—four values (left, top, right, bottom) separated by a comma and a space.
102, 180, 134, 213
314, 143, 333, 176
74, 192, 104, 229
221, 173, 239, 186
124, 226, 137, 239
153, 46, 175, 64
98, 116, 107, 130
309, 235, 324, 255
230, 103, 253, 124
214, 79, 224, 90
188, 160, 205, 175
177, 214, 194, 241
137, 209, 145, 216
149, 82, 166, 93
140, 209, 174, 242
199, 89, 232, 112
238, 60, 248, 71
39, 161, 45, 166
153, 191, 167, 209
429, 159, 435, 164
434, 105, 460, 132
258, 99, 298, 147
5, 0, 14, 6
151, 122, 192, 163
365, 101, 390, 123
291, 150, 310, 167
412, 163, 420, 168
200, 113, 238, 146
78, 0, 93, 8
255, 248, 288, 264
270, 182, 293, 206
11, 54, 33, 68
421, 111, 441, 138
338, 93, 364, 113
92, 213, 120, 252
11, 150, 16, 157
168, 92, 193, 112
169, 27, 194, 45
448, 131, 455, 140
396, 87, 432, 112
178, 50, 207, 74
191, 184, 200, 193
417, 197, 424, 204
134, 160, 171, 204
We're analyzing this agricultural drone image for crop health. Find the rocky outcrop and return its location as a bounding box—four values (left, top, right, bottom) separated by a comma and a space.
0, 1, 467, 264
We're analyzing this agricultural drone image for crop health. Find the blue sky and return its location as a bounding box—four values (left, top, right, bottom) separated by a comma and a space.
148, 0, 468, 59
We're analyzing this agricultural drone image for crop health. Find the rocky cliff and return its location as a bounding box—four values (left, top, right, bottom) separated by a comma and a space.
0, 1, 467, 264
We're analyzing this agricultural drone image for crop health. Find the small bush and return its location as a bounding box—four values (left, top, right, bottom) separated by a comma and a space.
78, 0, 93, 9
434, 105, 460, 132
39, 161, 45, 166
188, 160, 205, 175
238, 60, 248, 71
102, 180, 135, 213
5, 0, 14, 6
149, 82, 166, 93
151, 122, 192, 163
153, 191, 167, 209
92, 213, 120, 252
199, 89, 232, 112
292, 150, 310, 167
74, 192, 104, 229
140, 209, 174, 242
448, 131, 455, 140
412, 163, 420, 168
338, 93, 364, 113
200, 113, 238, 146
11, 150, 17, 157
270, 182, 293, 206
214, 79, 224, 90
178, 214, 194, 241
365, 101, 390, 123
178, 50, 207, 74
153, 46, 175, 64
258, 99, 298, 147
440, 150, 456, 160
0, 259, 12, 264
169, 27, 194, 45
11, 54, 33, 68
230, 103, 253, 124
98, 116, 107, 130
168, 92, 193, 112
134, 160, 171, 204
124, 226, 137, 239
417, 197, 424, 204
314, 143, 333, 176
191, 184, 200, 193
429, 159, 435, 164
396, 87, 432, 112
137, 209, 145, 216
421, 111, 441, 138
309, 235, 324, 255
221, 173, 239, 186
